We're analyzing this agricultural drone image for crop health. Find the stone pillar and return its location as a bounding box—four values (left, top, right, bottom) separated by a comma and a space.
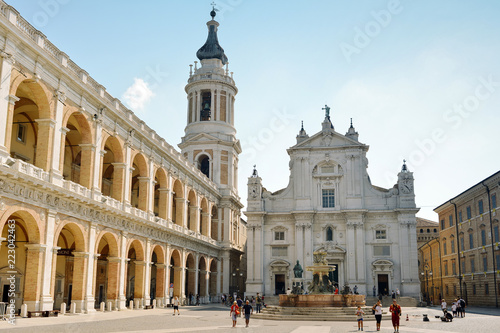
346, 222, 357, 282
117, 232, 128, 309
49, 92, 65, 184
137, 177, 150, 211
217, 207, 223, 241
166, 186, 173, 222
156, 263, 166, 306
111, 163, 127, 202
78, 144, 96, 189
194, 254, 200, 297
189, 205, 200, 232
71, 251, 89, 313
58, 127, 70, 172
34, 118, 56, 172
24, 244, 46, 311
133, 260, 146, 307
223, 207, 231, 243
107, 257, 121, 309
175, 198, 186, 227
222, 253, 230, 294
147, 158, 155, 214
216, 259, 222, 296
39, 210, 57, 310
355, 222, 366, 283
143, 240, 152, 306
92, 120, 103, 193
0, 52, 14, 160
204, 270, 210, 302
158, 188, 168, 219
122, 144, 133, 204
84, 223, 98, 312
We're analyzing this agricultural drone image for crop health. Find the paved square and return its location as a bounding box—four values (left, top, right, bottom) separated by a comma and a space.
1, 305, 499, 333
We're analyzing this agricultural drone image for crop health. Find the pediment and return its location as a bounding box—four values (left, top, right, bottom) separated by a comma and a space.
372, 259, 393, 267
182, 133, 220, 143
292, 129, 366, 149
269, 259, 290, 267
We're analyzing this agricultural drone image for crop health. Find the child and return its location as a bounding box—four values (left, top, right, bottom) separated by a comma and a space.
452, 300, 457, 317
356, 305, 365, 331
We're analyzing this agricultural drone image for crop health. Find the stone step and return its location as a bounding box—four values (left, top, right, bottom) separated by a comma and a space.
253, 313, 391, 322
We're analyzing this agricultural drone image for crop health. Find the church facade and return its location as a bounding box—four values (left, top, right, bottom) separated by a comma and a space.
0, 3, 245, 313
245, 112, 420, 298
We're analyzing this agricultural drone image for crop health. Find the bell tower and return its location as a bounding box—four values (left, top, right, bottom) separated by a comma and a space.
179, 7, 241, 195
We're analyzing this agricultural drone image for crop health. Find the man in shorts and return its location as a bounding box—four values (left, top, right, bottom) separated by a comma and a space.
242, 299, 253, 327
172, 296, 180, 315
389, 299, 401, 333
256, 293, 262, 313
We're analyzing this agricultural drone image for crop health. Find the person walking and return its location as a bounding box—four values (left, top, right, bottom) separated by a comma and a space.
230, 301, 239, 327
373, 286, 376, 297
242, 299, 253, 328
459, 296, 466, 317
372, 300, 383, 331
236, 296, 243, 317
356, 305, 365, 331
396, 288, 400, 300
172, 296, 180, 316
389, 299, 402, 333
256, 293, 262, 313
196, 294, 200, 306
452, 300, 457, 317
251, 296, 256, 308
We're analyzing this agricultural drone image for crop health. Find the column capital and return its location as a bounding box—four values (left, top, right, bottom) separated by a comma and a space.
107, 256, 122, 263
79, 143, 96, 151
137, 176, 151, 182
35, 118, 56, 127
60, 127, 70, 135
156, 263, 168, 269
112, 162, 127, 169
99, 150, 107, 157
52, 246, 61, 254
134, 260, 147, 266
72, 251, 92, 258
7, 94, 20, 105
25, 243, 48, 252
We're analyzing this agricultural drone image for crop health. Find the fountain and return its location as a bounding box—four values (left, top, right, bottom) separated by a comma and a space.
279, 250, 365, 307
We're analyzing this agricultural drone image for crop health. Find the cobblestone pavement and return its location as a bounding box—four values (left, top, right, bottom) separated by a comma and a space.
0, 305, 498, 333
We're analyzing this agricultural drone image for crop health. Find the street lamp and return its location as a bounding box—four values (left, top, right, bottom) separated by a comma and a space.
421, 264, 432, 305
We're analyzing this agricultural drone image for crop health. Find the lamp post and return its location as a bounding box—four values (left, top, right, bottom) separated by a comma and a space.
421, 264, 432, 305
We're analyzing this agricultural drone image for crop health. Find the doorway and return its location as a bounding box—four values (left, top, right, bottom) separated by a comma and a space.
275, 274, 285, 295
377, 274, 389, 296
2, 284, 9, 303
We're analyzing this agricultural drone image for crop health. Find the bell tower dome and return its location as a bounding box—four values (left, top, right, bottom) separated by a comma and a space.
179, 7, 241, 195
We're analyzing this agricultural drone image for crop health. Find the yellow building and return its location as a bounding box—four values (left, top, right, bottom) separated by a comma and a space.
0, 4, 245, 313
434, 171, 500, 307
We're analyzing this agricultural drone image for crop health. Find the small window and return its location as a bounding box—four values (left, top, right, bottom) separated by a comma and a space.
449, 215, 453, 227
462, 259, 466, 272
322, 189, 335, 208
466, 206, 471, 219
479, 200, 484, 215
200, 91, 212, 121
496, 254, 500, 270
451, 239, 455, 253
485, 283, 489, 295
494, 225, 499, 243
441, 219, 445, 230
271, 246, 287, 257
445, 285, 449, 295
375, 230, 387, 240
470, 258, 475, 273
469, 233, 474, 249
274, 231, 285, 241
443, 242, 447, 255
17, 124, 26, 143
434, 228, 437, 233
460, 237, 464, 251
420, 229, 424, 233
199, 155, 210, 178
458, 211, 463, 223
373, 245, 390, 256
483, 256, 488, 272
444, 262, 448, 275
481, 229, 486, 246
326, 227, 333, 241
492, 194, 497, 209
473, 284, 476, 295
453, 284, 457, 296
452, 261, 456, 275
427, 229, 430, 233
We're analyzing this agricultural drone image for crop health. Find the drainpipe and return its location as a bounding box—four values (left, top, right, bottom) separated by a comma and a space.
437, 237, 443, 301
481, 181, 499, 308
450, 200, 463, 297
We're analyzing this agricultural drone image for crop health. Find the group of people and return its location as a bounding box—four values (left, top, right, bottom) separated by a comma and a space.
441, 297, 466, 318
357, 299, 401, 332
228, 292, 263, 327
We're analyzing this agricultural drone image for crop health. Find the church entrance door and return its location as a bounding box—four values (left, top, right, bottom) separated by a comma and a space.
377, 274, 389, 296
275, 274, 285, 295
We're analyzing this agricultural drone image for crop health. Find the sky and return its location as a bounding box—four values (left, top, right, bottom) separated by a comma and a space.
8, 0, 500, 221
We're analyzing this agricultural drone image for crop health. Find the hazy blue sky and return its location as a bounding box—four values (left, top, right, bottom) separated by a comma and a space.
9, 0, 500, 220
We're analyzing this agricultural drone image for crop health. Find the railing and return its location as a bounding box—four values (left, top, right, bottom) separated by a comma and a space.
12, 159, 50, 182
63, 180, 91, 198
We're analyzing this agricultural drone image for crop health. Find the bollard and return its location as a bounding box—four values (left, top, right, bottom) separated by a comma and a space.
406, 314, 409, 321
100, 302, 105, 312
21, 304, 28, 317
152, 299, 156, 308
70, 302, 76, 314
60, 303, 66, 315
107, 301, 113, 312
135, 299, 140, 310
128, 301, 133, 310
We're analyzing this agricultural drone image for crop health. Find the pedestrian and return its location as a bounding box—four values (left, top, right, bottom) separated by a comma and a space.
373, 286, 376, 297
286, 287, 292, 295
459, 296, 466, 317
356, 305, 365, 331
251, 296, 256, 308
230, 301, 239, 327
172, 296, 180, 316
236, 296, 243, 317
452, 300, 457, 317
389, 299, 401, 333
334, 286, 339, 294
196, 294, 200, 306
372, 300, 382, 331
396, 288, 400, 300
256, 293, 262, 313
391, 290, 396, 299
353, 285, 358, 295
221, 294, 226, 304
441, 299, 447, 314
242, 299, 253, 328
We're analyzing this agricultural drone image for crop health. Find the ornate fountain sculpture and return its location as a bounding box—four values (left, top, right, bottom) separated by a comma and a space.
306, 250, 336, 294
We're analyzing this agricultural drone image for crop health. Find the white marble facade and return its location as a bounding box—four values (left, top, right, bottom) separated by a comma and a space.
245, 113, 420, 298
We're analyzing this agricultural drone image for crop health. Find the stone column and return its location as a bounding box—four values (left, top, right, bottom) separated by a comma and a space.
122, 144, 133, 204
175, 198, 186, 227
39, 211, 57, 310
0, 52, 14, 160
49, 92, 66, 184
117, 232, 128, 309
143, 239, 152, 306
58, 127, 70, 172
166, 187, 173, 223
111, 163, 127, 202
216, 259, 222, 296
158, 188, 168, 219
71, 251, 90, 313
136, 177, 150, 212
189, 205, 200, 232
133, 260, 146, 307
194, 254, 200, 297
107, 256, 121, 310
34, 118, 56, 172
91, 119, 103, 194
84, 223, 98, 312
24, 244, 46, 311
355, 222, 366, 283
217, 207, 223, 241
201, 212, 210, 236
345, 222, 357, 283
222, 252, 230, 294
156, 263, 166, 306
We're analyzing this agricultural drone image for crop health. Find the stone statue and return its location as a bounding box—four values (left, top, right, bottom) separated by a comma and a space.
293, 260, 303, 278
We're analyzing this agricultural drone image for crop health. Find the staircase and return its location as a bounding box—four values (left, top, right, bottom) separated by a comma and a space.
253, 305, 389, 321
365, 296, 418, 307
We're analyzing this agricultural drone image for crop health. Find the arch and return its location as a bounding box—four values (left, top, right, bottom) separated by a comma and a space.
126, 239, 146, 306
94, 231, 120, 309
197, 154, 210, 178
54, 221, 87, 252
101, 135, 124, 201
200, 198, 209, 236
94, 231, 119, 257
198, 256, 208, 300
209, 259, 218, 299
185, 253, 196, 303
169, 249, 182, 299
0, 207, 41, 243
211, 205, 218, 240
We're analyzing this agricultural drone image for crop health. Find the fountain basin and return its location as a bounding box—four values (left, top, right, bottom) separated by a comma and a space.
279, 294, 366, 307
